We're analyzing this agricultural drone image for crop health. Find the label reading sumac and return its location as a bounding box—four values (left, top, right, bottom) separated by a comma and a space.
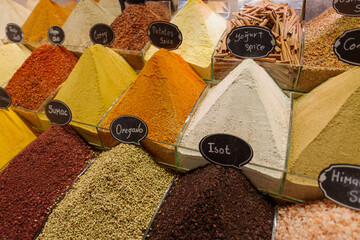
0, 87, 11, 110
45, 100, 72, 126
5, 23, 23, 44
199, 134, 253, 169
110, 115, 148, 145
333, 0, 360, 16
89, 23, 115, 46
48, 25, 65, 46
148, 21, 183, 50
334, 28, 360, 66
319, 164, 360, 211
226, 26, 276, 59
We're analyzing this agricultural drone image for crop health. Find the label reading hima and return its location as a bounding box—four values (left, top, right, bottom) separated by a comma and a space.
110, 115, 148, 145
0, 87, 11, 110
333, 0, 360, 17
48, 25, 65, 46
226, 26, 276, 59
5, 23, 23, 44
199, 134, 253, 169
148, 21, 183, 50
318, 164, 360, 211
89, 23, 115, 46
45, 100, 72, 126
334, 28, 360, 66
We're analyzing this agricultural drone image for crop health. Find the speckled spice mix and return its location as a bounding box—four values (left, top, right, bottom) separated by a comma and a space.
147, 164, 276, 240
5, 44, 78, 110
0, 125, 94, 240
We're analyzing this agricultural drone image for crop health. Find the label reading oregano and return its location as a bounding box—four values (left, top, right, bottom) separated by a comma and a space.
148, 21, 183, 50
334, 28, 360, 66
89, 23, 115, 46
199, 134, 253, 169
48, 25, 65, 46
226, 26, 276, 59
5, 23, 23, 44
0, 87, 11, 110
110, 115, 148, 145
333, 0, 360, 16
45, 100, 72, 126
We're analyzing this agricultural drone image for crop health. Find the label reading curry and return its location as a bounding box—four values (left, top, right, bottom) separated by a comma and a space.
89, 23, 115, 46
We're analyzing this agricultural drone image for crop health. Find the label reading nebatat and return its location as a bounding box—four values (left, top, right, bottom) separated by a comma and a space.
110, 115, 148, 145
334, 28, 360, 66
199, 134, 253, 169
45, 100, 72, 126
333, 0, 360, 16
319, 164, 360, 211
226, 26, 276, 59
148, 21, 183, 50
48, 25, 65, 46
0, 87, 11, 110
89, 23, 115, 46
5, 23, 23, 44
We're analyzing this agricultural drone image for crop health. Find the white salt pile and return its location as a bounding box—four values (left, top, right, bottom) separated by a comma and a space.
25, 0, 39, 10
98, 0, 121, 17
62, 0, 117, 51
177, 59, 290, 192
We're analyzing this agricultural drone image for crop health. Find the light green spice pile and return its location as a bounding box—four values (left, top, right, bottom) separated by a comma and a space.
38, 144, 174, 240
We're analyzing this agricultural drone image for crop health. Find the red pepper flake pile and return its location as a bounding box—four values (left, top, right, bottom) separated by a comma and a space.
5, 44, 78, 110
0, 125, 94, 240
110, 4, 162, 51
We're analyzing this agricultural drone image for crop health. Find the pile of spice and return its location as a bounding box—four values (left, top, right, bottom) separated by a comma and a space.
64, 0, 77, 10
146, 164, 276, 239
100, 48, 206, 146
276, 199, 360, 239
5, 44, 78, 110
98, 0, 121, 17
178, 59, 290, 192
110, 4, 161, 50
0, 108, 36, 171
0, 0, 31, 41
54, 44, 137, 129
22, 0, 70, 42
145, 0, 226, 78
286, 67, 360, 200
0, 44, 31, 87
146, 1, 171, 21
26, 0, 39, 10
0, 125, 94, 240
62, 0, 117, 50
38, 144, 174, 239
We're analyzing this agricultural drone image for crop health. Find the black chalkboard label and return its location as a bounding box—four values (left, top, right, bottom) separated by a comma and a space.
48, 25, 65, 46
45, 100, 72, 126
110, 115, 148, 145
148, 21, 183, 50
89, 23, 115, 46
5, 23, 23, 44
126, 0, 145, 4
199, 134, 253, 169
333, 0, 360, 16
334, 28, 360, 66
0, 87, 11, 110
226, 26, 276, 59
319, 164, 360, 211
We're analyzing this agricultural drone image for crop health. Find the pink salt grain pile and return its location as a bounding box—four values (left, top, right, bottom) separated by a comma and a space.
276, 199, 360, 240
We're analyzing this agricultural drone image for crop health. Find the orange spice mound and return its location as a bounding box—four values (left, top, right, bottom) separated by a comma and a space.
22, 0, 71, 42
102, 48, 206, 144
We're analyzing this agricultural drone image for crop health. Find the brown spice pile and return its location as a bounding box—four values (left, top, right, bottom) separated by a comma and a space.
146, 1, 171, 21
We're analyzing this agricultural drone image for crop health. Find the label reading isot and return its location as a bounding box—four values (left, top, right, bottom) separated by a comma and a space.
89, 23, 115, 46
0, 87, 11, 110
48, 25, 65, 46
5, 23, 23, 44
45, 100, 72, 126
110, 115, 148, 145
319, 164, 360, 211
333, 0, 360, 16
148, 21, 183, 50
334, 28, 360, 66
226, 26, 276, 59
199, 134, 253, 169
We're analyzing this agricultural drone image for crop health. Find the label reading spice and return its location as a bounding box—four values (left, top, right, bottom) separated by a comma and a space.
45, 100, 72, 126
319, 164, 360, 211
333, 0, 360, 16
0, 87, 11, 110
226, 26, 276, 59
89, 24, 115, 46
199, 134, 253, 169
148, 21, 183, 50
110, 115, 148, 145
334, 28, 360, 66
48, 25, 65, 46
5, 23, 23, 44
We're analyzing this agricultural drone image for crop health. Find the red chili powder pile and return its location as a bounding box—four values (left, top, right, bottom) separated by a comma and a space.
5, 44, 78, 110
0, 125, 94, 240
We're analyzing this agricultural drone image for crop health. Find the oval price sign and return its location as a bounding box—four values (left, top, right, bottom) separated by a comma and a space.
110, 115, 148, 145
0, 87, 11, 110
199, 134, 253, 169
45, 100, 72, 126
5, 23, 23, 44
89, 23, 115, 46
148, 21, 183, 50
334, 28, 360, 66
333, 0, 360, 16
48, 25, 65, 46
